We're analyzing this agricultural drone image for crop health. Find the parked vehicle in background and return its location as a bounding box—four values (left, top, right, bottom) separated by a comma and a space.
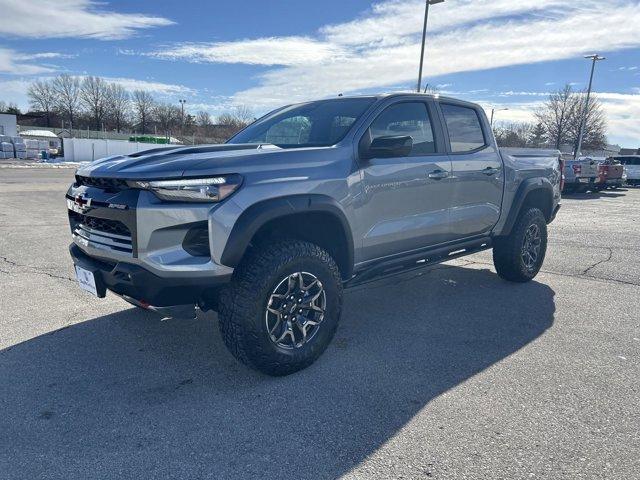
562, 157, 600, 193
65, 93, 562, 376
595, 158, 625, 190
611, 155, 640, 186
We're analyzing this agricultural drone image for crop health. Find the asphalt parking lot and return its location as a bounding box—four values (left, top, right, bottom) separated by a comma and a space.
1, 167, 638, 479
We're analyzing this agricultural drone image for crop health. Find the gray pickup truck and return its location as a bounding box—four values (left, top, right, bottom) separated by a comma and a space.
67, 93, 561, 375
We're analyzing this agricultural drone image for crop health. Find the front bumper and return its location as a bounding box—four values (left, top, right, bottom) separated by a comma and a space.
70, 244, 231, 310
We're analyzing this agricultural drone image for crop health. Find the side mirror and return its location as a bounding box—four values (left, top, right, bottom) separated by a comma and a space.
362, 135, 413, 159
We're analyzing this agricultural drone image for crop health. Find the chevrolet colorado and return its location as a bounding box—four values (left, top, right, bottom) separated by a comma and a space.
67, 93, 561, 376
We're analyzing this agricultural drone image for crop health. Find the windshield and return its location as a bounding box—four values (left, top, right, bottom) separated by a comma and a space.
227, 97, 376, 148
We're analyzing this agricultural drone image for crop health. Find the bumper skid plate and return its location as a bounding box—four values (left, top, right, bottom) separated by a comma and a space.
69, 244, 230, 319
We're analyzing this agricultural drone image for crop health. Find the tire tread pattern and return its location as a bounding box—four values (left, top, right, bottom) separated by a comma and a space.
218, 240, 342, 376
493, 207, 548, 283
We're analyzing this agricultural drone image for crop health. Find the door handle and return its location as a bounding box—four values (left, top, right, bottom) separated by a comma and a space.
483, 167, 499, 176
428, 170, 449, 180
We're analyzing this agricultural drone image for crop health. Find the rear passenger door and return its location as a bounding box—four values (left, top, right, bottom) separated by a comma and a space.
439, 102, 504, 240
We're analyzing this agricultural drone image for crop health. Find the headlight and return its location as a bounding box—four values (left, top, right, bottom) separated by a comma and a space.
128, 174, 242, 202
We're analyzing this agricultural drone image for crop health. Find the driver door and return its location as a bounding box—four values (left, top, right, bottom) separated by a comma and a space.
355, 100, 453, 262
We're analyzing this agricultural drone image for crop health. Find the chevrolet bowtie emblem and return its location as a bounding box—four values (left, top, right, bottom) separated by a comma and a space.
74, 195, 92, 208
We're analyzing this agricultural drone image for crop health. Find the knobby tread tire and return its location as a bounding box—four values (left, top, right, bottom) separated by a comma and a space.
218, 240, 342, 376
493, 207, 548, 283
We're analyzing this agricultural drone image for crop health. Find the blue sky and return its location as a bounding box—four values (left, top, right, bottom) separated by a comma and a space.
1, 0, 639, 146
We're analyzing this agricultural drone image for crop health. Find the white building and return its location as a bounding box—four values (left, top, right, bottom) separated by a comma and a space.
19, 129, 62, 153
0, 113, 17, 137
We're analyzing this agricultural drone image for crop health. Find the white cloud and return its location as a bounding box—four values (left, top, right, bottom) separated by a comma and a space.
154, 1, 620, 112
233, 1, 638, 108
151, 37, 346, 66
0, 0, 173, 40
598, 92, 640, 146
101, 77, 195, 95
319, 0, 571, 47
0, 48, 56, 75
15, 52, 76, 60
142, 0, 635, 143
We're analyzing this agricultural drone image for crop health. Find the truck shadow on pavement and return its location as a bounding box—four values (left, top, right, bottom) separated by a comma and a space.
1, 265, 555, 480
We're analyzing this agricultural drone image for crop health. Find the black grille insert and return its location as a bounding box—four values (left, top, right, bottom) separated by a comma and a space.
69, 211, 131, 238
75, 175, 129, 192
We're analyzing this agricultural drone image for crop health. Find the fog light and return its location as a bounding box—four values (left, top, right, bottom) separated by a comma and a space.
182, 223, 211, 257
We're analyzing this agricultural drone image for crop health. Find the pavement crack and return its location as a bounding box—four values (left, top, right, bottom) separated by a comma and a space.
462, 257, 639, 288
0, 255, 75, 283
582, 248, 613, 275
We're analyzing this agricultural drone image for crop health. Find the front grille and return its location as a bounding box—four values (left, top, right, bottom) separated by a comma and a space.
70, 211, 130, 237
69, 211, 133, 255
75, 175, 129, 192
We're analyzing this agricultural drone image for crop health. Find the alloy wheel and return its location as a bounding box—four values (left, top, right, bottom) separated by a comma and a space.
521, 223, 542, 271
265, 272, 326, 349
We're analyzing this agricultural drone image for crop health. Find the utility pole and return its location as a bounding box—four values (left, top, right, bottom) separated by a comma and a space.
574, 54, 605, 159
417, 0, 445, 93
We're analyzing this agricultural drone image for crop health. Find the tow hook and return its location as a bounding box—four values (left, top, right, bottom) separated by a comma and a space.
120, 295, 197, 320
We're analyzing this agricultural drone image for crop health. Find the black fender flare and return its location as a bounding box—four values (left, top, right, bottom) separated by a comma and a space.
498, 178, 554, 236
220, 194, 355, 276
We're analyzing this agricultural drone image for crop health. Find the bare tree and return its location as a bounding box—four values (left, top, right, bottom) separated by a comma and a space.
566, 92, 607, 151
218, 106, 254, 130
0, 101, 20, 115
528, 122, 547, 147
535, 85, 575, 149
494, 122, 535, 148
132, 90, 155, 134
52, 74, 81, 128
154, 103, 181, 137
105, 83, 130, 133
535, 84, 608, 152
80, 76, 109, 131
27, 79, 56, 127
196, 110, 212, 128
232, 105, 254, 125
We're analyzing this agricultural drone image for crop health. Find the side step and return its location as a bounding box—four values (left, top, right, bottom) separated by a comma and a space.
345, 237, 492, 288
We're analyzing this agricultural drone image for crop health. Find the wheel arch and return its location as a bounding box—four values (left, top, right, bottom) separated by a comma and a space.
498, 178, 554, 237
220, 195, 355, 280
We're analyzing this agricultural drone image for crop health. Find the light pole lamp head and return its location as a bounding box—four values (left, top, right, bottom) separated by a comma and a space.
428, 0, 445, 4
584, 54, 606, 61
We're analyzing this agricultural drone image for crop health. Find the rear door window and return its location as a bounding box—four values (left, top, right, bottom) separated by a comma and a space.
441, 104, 486, 153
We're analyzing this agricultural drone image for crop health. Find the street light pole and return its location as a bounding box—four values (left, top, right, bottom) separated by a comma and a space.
574, 54, 605, 159
417, 0, 444, 93
490, 108, 509, 127
178, 99, 187, 137
178, 99, 186, 122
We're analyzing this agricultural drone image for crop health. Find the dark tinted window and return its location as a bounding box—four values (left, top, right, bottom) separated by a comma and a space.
615, 156, 640, 166
441, 104, 486, 153
228, 98, 376, 148
369, 102, 435, 155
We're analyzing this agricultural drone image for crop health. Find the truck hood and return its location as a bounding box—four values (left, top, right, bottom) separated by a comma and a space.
76, 143, 346, 179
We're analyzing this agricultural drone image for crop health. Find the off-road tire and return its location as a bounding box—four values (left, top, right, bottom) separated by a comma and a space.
218, 240, 343, 376
492, 207, 548, 283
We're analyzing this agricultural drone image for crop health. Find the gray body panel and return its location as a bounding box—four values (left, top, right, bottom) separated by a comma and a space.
69, 93, 561, 288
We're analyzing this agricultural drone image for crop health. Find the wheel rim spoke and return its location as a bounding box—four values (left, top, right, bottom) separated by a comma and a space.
265, 271, 327, 350
522, 223, 542, 270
